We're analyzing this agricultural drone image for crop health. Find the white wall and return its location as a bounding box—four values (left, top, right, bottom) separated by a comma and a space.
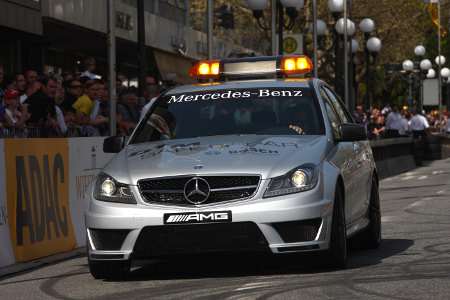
0, 140, 15, 269
68, 138, 114, 246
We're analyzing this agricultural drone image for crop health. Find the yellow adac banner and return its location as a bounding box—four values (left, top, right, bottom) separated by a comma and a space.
5, 139, 76, 262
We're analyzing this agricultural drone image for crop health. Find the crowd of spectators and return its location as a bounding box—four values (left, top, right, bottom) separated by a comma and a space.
0, 58, 161, 138
1, 58, 450, 139
353, 104, 450, 140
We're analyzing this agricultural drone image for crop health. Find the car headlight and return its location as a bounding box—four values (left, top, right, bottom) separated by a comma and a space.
94, 173, 137, 204
264, 164, 319, 198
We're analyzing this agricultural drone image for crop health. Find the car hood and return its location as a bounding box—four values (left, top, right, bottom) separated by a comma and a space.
106, 135, 328, 184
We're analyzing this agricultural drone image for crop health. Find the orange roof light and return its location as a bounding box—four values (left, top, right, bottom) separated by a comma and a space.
281, 55, 313, 75
190, 60, 221, 79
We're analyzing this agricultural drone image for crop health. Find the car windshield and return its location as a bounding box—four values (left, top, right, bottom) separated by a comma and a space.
131, 87, 325, 144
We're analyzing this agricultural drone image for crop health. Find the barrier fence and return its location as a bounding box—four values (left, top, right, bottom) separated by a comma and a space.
0, 137, 114, 269
0, 135, 449, 270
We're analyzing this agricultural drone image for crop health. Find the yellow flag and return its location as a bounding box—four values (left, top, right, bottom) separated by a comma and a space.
428, 3, 447, 37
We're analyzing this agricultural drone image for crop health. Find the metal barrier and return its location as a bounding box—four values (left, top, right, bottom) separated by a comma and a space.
370, 138, 416, 179
0, 127, 84, 138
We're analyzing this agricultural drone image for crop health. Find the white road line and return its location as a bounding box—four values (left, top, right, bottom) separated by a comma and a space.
436, 190, 445, 194
381, 216, 398, 223
234, 282, 273, 291
405, 172, 417, 176
418, 175, 428, 180
401, 175, 416, 181
432, 170, 444, 175
407, 201, 425, 209
406, 197, 433, 209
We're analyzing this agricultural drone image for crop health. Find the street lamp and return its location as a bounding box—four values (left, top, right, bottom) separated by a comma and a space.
351, 39, 359, 53
359, 18, 376, 110
328, 0, 344, 14
363, 36, 382, 110
335, 18, 356, 35
403, 59, 415, 107
427, 68, 436, 79
441, 67, 450, 111
441, 67, 450, 78
412, 45, 427, 111
402, 60, 414, 72
315, 19, 328, 36
367, 37, 382, 53
420, 59, 432, 71
246, 0, 305, 55
359, 18, 375, 34
414, 45, 426, 57
435, 55, 446, 66
419, 58, 432, 111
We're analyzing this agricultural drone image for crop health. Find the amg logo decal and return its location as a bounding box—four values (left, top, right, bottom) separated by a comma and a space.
164, 211, 232, 224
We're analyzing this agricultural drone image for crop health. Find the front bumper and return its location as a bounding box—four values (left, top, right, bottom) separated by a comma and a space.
85, 180, 334, 261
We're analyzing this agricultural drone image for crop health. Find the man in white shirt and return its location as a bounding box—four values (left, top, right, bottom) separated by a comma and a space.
409, 109, 429, 138
385, 106, 403, 138
398, 113, 410, 136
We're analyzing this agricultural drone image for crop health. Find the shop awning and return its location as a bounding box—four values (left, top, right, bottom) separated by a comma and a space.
153, 50, 195, 84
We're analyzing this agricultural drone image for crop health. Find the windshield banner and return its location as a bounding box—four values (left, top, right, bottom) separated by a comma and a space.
167, 88, 310, 104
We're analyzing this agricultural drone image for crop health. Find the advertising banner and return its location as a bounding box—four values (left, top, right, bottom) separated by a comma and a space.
4, 139, 76, 262
0, 140, 15, 268
68, 137, 114, 246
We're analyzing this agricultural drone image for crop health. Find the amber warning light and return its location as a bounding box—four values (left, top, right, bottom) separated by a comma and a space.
189, 60, 221, 80
281, 56, 314, 75
189, 55, 314, 80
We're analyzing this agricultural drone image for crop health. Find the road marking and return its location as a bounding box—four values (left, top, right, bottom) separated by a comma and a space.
418, 175, 428, 180
401, 175, 416, 181
234, 282, 273, 291
381, 216, 398, 223
436, 190, 445, 194
432, 170, 444, 175
406, 197, 433, 209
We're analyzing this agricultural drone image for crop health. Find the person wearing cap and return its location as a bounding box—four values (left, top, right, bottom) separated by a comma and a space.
3, 89, 29, 129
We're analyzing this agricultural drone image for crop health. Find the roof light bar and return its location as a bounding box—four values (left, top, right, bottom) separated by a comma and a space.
189, 55, 314, 81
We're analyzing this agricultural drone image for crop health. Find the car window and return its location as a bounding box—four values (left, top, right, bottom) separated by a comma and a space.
323, 86, 353, 124
131, 87, 325, 144
320, 88, 342, 139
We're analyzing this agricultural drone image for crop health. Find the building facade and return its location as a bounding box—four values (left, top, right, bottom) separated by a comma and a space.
0, 0, 253, 84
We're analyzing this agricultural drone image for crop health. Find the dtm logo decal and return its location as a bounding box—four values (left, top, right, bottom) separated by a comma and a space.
164, 211, 232, 224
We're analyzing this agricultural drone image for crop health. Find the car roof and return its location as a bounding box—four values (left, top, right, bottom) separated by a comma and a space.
166, 78, 318, 95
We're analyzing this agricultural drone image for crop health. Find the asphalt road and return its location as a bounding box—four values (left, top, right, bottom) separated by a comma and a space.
1, 158, 450, 300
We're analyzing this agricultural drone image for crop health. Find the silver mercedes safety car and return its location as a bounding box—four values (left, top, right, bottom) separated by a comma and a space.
85, 56, 381, 279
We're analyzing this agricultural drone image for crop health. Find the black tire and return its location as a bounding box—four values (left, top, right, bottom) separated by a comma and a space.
88, 258, 130, 280
325, 185, 347, 269
353, 178, 382, 249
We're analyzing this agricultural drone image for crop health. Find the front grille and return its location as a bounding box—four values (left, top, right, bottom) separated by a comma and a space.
138, 175, 260, 205
89, 229, 130, 250
272, 218, 322, 243
132, 222, 268, 258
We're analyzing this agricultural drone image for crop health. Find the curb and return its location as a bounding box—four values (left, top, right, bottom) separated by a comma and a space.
0, 247, 86, 279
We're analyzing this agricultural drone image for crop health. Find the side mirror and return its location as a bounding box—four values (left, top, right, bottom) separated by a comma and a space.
340, 123, 367, 142
103, 136, 126, 153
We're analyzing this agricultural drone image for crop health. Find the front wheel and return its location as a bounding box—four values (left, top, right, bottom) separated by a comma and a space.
324, 185, 347, 269
354, 178, 382, 249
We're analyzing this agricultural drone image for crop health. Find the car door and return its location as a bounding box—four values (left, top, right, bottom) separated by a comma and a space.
323, 86, 371, 222
319, 87, 358, 225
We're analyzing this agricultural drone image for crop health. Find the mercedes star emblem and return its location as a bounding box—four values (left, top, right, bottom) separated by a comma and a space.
184, 177, 211, 205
